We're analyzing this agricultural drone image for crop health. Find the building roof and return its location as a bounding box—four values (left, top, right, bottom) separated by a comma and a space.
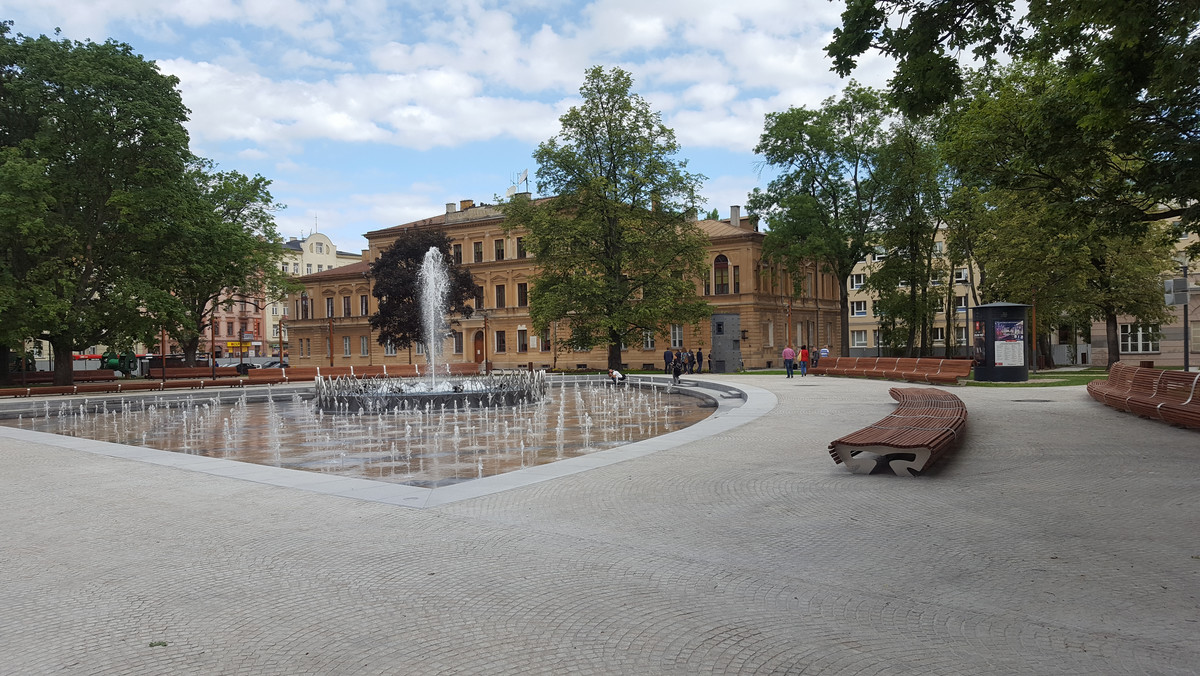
297, 260, 370, 281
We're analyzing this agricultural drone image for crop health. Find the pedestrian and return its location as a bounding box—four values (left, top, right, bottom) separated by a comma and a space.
782, 344, 796, 378
608, 368, 626, 385
671, 350, 685, 385
799, 344, 810, 377
695, 348, 703, 374
685, 348, 695, 374
818, 344, 830, 371
663, 348, 673, 374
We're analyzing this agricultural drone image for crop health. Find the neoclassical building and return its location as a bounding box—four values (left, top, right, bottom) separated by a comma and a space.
284, 198, 841, 372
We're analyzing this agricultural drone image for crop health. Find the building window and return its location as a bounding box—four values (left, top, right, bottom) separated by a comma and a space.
494, 239, 505, 261
540, 329, 551, 352
1120, 324, 1160, 353
453, 331, 463, 354
932, 327, 946, 342
342, 296, 351, 317
516, 237, 526, 259
384, 340, 396, 356
933, 241, 944, 254
272, 325, 279, 338
473, 285, 484, 308
955, 326, 968, 344
317, 264, 323, 272
360, 295, 369, 316
495, 330, 507, 353
325, 297, 334, 317
852, 330, 867, 347
494, 284, 506, 308
851, 273, 866, 289
873, 246, 887, 261
643, 331, 655, 350
517, 283, 528, 307
306, 263, 313, 275
954, 268, 969, 283
714, 255, 730, 294
293, 263, 299, 274
271, 305, 279, 316
671, 324, 683, 349
851, 300, 867, 316
316, 242, 324, 254
955, 295, 968, 312
360, 336, 369, 356
517, 329, 528, 352
227, 321, 234, 335
281, 263, 289, 273
453, 244, 462, 265
473, 242, 483, 263
342, 336, 351, 356
415, 342, 425, 356
214, 323, 221, 336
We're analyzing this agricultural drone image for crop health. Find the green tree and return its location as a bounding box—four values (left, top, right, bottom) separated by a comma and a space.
826, 1, 1199, 235
369, 229, 475, 350
865, 120, 947, 355
148, 159, 295, 366
748, 82, 889, 355
943, 62, 1179, 366
502, 66, 711, 370
706, 208, 720, 220
0, 23, 191, 384
0, 148, 53, 384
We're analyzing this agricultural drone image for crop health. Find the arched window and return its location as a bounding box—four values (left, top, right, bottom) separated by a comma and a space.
713, 255, 730, 295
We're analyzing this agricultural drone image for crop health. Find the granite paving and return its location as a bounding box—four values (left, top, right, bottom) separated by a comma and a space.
1, 374, 1197, 675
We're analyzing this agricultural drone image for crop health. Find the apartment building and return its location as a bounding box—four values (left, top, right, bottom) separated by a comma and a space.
206, 232, 361, 359
846, 230, 982, 358
1090, 233, 1199, 368
285, 199, 841, 372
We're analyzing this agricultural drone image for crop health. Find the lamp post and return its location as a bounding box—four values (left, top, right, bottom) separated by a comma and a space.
1176, 254, 1191, 372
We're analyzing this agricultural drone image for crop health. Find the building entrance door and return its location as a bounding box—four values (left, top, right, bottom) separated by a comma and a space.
473, 331, 484, 363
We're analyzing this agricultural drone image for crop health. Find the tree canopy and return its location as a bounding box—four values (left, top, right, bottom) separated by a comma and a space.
0, 22, 192, 384
827, 0, 1200, 236
502, 66, 711, 370
748, 82, 889, 355
369, 228, 475, 351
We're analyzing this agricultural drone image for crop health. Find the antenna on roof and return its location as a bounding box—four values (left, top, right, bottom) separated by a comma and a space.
506, 169, 530, 198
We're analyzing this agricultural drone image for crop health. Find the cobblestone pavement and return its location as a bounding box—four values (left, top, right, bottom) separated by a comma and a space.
2, 375, 1197, 675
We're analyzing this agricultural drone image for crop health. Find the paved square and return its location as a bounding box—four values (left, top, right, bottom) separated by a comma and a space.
1, 375, 1197, 674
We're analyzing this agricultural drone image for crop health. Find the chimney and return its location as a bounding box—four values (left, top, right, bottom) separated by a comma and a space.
446, 202, 457, 214
730, 205, 742, 229
460, 199, 474, 211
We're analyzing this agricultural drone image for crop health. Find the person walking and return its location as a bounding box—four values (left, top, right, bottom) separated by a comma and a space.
685, 349, 695, 374
799, 344, 810, 377
663, 348, 673, 374
671, 350, 685, 385
695, 348, 703, 374
782, 344, 796, 378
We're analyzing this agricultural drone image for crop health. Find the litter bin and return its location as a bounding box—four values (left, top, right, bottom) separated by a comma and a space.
971, 303, 1031, 382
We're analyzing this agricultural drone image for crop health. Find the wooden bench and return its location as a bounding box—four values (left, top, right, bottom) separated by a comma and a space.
1087, 362, 1200, 429
811, 356, 971, 384
828, 387, 967, 476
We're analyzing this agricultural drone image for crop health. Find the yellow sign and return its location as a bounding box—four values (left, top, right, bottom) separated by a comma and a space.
225, 341, 251, 349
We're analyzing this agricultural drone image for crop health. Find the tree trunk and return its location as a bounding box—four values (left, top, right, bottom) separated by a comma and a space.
0, 346, 11, 386
607, 334, 622, 371
838, 278, 851, 356
52, 340, 74, 386
1105, 312, 1120, 368
181, 334, 201, 367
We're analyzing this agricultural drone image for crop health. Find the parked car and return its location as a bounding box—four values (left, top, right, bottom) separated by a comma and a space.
262, 360, 289, 369
234, 362, 259, 375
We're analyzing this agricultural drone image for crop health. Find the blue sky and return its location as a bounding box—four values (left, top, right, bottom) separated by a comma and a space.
5, 1, 898, 254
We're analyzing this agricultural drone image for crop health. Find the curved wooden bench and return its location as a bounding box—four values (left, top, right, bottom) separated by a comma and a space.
1088, 362, 1200, 429
828, 387, 967, 476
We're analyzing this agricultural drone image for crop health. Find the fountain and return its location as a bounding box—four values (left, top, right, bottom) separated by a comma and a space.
313, 246, 546, 411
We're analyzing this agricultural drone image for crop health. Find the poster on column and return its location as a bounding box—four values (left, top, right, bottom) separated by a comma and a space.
994, 321, 1025, 366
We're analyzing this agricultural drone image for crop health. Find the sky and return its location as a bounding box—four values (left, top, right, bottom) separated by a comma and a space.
4, 0, 899, 254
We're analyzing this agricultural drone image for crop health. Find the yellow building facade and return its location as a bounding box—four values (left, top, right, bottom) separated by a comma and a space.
285, 199, 841, 372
